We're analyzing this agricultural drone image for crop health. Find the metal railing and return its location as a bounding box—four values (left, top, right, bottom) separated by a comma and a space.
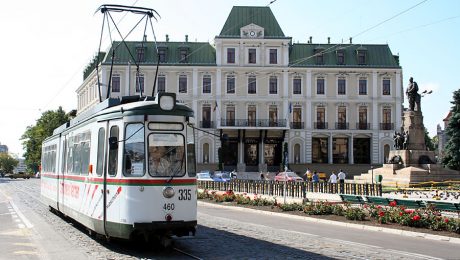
290, 122, 304, 129
220, 119, 287, 127
198, 179, 382, 197
200, 120, 214, 128
335, 122, 349, 130
380, 123, 394, 130
356, 123, 371, 130
314, 122, 328, 129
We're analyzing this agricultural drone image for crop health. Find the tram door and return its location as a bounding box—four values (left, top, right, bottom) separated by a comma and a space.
57, 135, 67, 211
102, 120, 122, 235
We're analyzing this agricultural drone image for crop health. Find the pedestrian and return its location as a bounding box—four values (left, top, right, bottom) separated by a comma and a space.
338, 169, 346, 184
304, 168, 311, 181
312, 171, 319, 183
260, 171, 265, 180
328, 171, 337, 184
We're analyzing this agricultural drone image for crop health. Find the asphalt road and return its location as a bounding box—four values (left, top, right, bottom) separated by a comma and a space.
1, 177, 459, 259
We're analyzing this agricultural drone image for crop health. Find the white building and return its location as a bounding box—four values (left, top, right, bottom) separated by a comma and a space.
77, 6, 402, 172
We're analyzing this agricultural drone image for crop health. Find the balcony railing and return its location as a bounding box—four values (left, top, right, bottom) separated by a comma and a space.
290, 122, 304, 129
356, 123, 371, 130
220, 119, 287, 127
200, 120, 214, 128
335, 122, 349, 130
314, 122, 328, 129
380, 123, 394, 130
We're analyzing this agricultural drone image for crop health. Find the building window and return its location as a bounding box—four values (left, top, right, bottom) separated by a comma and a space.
333, 137, 349, 164
112, 74, 120, 93
381, 108, 392, 130
135, 74, 144, 93
248, 105, 256, 126
359, 78, 367, 95
292, 107, 302, 129
317, 78, 325, 95
315, 48, 324, 65
338, 78, 346, 95
227, 75, 235, 94
157, 76, 166, 92
293, 78, 301, 95
383, 79, 391, 95
136, 47, 145, 62
269, 105, 278, 126
226, 106, 235, 126
180, 49, 188, 63
357, 50, 367, 65
179, 75, 187, 93
248, 48, 256, 64
269, 49, 277, 64
248, 76, 256, 94
227, 48, 235, 64
312, 137, 328, 163
358, 106, 368, 129
203, 143, 209, 163
269, 76, 277, 94
315, 107, 326, 129
158, 48, 167, 63
202, 106, 211, 128
337, 51, 345, 65
202, 75, 211, 94
337, 106, 347, 129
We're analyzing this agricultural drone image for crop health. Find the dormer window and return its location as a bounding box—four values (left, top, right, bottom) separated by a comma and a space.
336, 50, 345, 65
314, 47, 324, 65
357, 48, 367, 65
136, 47, 145, 62
179, 47, 189, 63
158, 47, 167, 63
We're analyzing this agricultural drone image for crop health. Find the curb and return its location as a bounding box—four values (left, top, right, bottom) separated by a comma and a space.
198, 200, 460, 245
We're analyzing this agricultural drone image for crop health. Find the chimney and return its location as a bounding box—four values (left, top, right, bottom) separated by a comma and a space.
309, 36, 312, 44
185, 35, 188, 42
349, 37, 352, 44
143, 34, 147, 42
166, 34, 169, 42
328, 37, 330, 44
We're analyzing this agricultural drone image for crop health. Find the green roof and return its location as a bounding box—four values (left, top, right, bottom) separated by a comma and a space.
102, 41, 216, 66
218, 6, 286, 38
289, 44, 400, 68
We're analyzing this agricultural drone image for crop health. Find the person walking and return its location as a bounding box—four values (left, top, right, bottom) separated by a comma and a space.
337, 169, 346, 193
304, 168, 311, 181
328, 171, 337, 193
312, 171, 319, 183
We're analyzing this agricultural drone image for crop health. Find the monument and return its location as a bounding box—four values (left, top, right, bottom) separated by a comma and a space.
354, 77, 459, 187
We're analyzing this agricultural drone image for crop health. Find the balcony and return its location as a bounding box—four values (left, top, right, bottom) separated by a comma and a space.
380, 123, 394, 130
220, 119, 287, 127
335, 122, 349, 130
200, 120, 214, 128
290, 122, 304, 129
356, 123, 371, 130
314, 122, 328, 129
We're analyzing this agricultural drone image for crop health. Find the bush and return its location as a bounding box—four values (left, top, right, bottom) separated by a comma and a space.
278, 202, 303, 211
344, 207, 366, 221
303, 201, 334, 215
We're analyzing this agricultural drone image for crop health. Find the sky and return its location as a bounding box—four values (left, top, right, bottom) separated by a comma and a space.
0, 0, 459, 157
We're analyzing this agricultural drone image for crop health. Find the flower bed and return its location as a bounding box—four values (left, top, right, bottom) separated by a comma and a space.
198, 189, 460, 237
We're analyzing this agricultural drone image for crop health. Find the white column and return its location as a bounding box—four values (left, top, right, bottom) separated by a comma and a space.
283, 70, 289, 126
215, 69, 222, 128
328, 134, 333, 164
124, 63, 130, 96
306, 70, 312, 129
349, 134, 354, 164
372, 71, 378, 130
395, 71, 402, 129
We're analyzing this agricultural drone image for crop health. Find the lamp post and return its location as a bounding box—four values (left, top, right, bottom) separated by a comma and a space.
371, 165, 374, 185
283, 166, 287, 204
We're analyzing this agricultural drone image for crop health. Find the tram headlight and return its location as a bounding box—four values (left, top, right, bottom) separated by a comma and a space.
163, 187, 175, 198
159, 93, 175, 111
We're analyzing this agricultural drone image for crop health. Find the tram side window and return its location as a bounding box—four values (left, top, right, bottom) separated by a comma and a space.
96, 128, 105, 176
186, 125, 196, 177
80, 141, 90, 175
61, 139, 67, 174
148, 133, 185, 177
73, 143, 82, 175
108, 126, 119, 176
124, 123, 145, 177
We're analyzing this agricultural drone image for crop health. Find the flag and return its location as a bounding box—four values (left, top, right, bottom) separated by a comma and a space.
289, 102, 292, 114
213, 101, 218, 112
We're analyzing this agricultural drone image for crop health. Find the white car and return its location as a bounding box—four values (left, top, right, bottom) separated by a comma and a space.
197, 171, 213, 181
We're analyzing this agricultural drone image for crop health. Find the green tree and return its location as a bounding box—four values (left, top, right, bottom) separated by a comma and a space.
424, 128, 435, 151
0, 153, 19, 174
21, 107, 69, 173
442, 89, 460, 170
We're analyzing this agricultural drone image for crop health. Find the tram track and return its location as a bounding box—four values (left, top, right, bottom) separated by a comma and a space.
172, 247, 203, 260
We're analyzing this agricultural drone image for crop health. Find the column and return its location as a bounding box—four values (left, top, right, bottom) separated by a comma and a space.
395, 71, 402, 129
124, 63, 130, 96
349, 134, 354, 164
215, 69, 222, 128
328, 134, 333, 164
306, 70, 312, 129
372, 71, 378, 130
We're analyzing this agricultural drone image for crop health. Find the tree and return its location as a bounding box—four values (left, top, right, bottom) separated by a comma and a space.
424, 128, 435, 151
442, 89, 460, 170
0, 153, 18, 174
21, 107, 69, 173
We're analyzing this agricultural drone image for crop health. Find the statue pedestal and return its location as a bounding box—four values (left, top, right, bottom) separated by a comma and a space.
388, 149, 436, 167
402, 111, 426, 150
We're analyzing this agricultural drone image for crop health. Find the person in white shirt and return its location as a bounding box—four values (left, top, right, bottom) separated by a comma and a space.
338, 169, 346, 183
329, 171, 337, 183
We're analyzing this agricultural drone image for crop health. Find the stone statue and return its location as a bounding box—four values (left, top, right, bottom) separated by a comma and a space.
393, 131, 402, 150
403, 131, 409, 150
406, 77, 421, 111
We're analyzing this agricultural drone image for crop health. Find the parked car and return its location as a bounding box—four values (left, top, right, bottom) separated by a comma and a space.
212, 171, 231, 182
6, 172, 32, 179
274, 171, 303, 182
197, 171, 213, 181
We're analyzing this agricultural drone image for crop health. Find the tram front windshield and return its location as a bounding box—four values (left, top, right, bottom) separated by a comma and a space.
148, 133, 185, 177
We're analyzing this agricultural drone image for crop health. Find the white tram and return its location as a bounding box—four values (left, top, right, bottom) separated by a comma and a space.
40, 92, 197, 241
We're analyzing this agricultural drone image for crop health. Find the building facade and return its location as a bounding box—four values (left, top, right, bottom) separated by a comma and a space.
77, 6, 402, 172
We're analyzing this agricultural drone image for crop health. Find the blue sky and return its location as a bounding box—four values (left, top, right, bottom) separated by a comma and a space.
0, 0, 459, 156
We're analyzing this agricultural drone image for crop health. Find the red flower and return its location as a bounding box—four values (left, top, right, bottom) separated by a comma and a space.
404, 209, 414, 214
444, 218, 449, 223
412, 215, 421, 221
377, 205, 382, 209
379, 211, 385, 217
389, 201, 397, 207
399, 212, 403, 216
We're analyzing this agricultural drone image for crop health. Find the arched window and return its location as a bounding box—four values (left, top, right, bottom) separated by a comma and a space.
294, 144, 301, 163
384, 144, 390, 163
203, 143, 210, 163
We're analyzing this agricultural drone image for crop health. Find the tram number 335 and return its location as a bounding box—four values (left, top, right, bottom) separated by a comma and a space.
163, 189, 191, 211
